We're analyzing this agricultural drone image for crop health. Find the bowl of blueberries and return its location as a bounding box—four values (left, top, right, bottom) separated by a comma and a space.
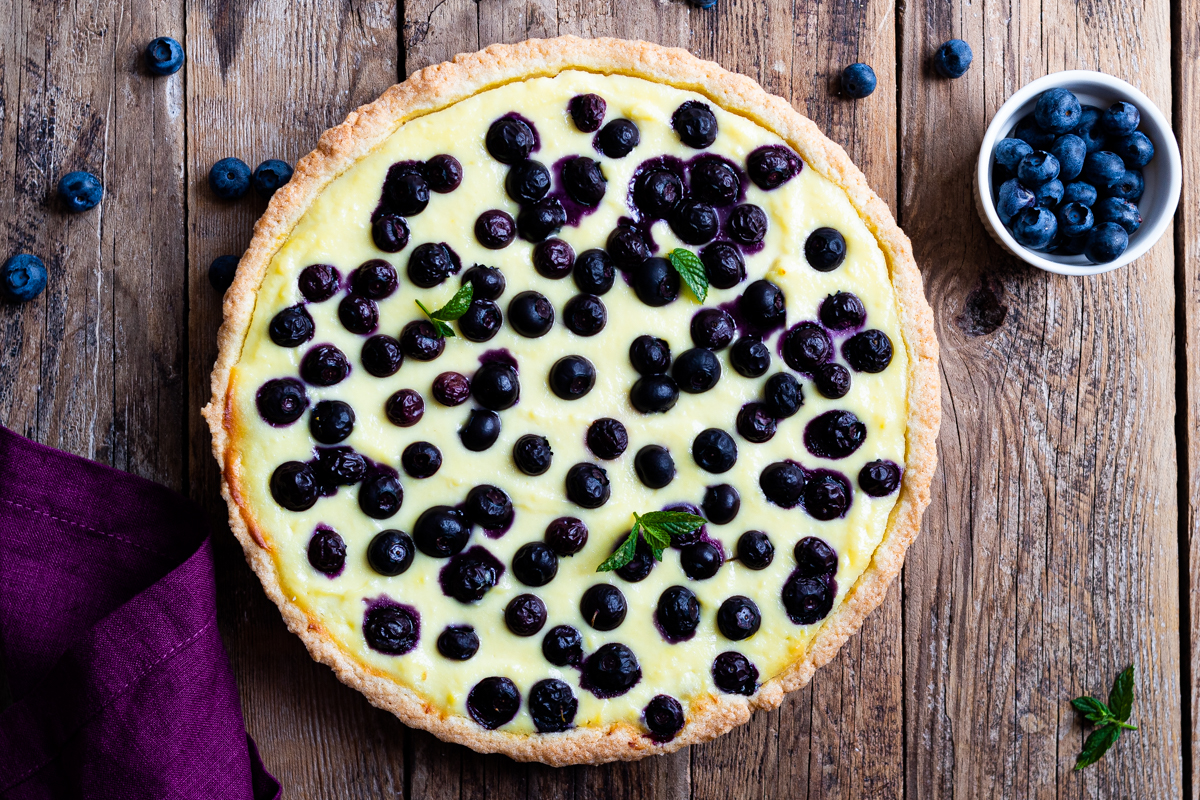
976, 70, 1180, 276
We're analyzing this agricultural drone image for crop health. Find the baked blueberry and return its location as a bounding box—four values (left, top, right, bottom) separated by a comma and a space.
359, 471, 403, 519
563, 294, 607, 336
265, 303, 314, 348
384, 170, 430, 216
635, 169, 684, 218
505, 159, 551, 204
760, 461, 806, 508
508, 290, 555, 337
673, 347, 721, 393
363, 604, 419, 655
606, 225, 651, 270
529, 679, 578, 733
532, 238, 575, 280
465, 484, 513, 531
630, 375, 680, 413
582, 643, 641, 698
549, 355, 596, 401
208, 255, 239, 292
472, 362, 520, 410
1093, 197, 1142, 234
764, 372, 804, 418
415, 506, 470, 557
58, 170, 103, 212
1063, 180, 1099, 207
717, 596, 760, 641
338, 294, 378, 335
407, 242, 460, 288
437, 626, 479, 660
431, 372, 470, 407
680, 540, 723, 580
372, 214, 410, 253
563, 156, 607, 206
820, 292, 866, 330
994, 138, 1034, 171
1013, 113, 1056, 150
581, 584, 627, 630
1111, 131, 1155, 168
209, 157, 250, 200
361, 335, 404, 377
512, 542, 558, 586
657, 586, 701, 642
1057, 202, 1095, 238
813, 363, 852, 399
782, 572, 835, 624
368, 529, 415, 576
1082, 151, 1125, 189
513, 434, 553, 475
425, 154, 463, 193
299, 263, 340, 302
794, 536, 838, 577
672, 101, 718, 148
542, 625, 584, 666
145, 36, 184, 75
726, 204, 768, 246
700, 241, 746, 289
1050, 134, 1087, 182
458, 299, 503, 342
312, 447, 367, 488
307, 528, 346, 577
783, 322, 831, 371
633, 257, 681, 306
573, 249, 615, 294
840, 63, 876, 98
505, 594, 547, 636
1101, 100, 1140, 135
740, 279, 786, 329
690, 157, 741, 206
933, 38, 973, 78
460, 409, 502, 451
615, 539, 654, 585
746, 145, 802, 190
1016, 151, 1060, 186
385, 389, 424, 428
804, 227, 847, 271
843, 329, 893, 373
1083, 222, 1128, 264
1034, 88, 1082, 134
467, 677, 521, 729
996, 178, 1036, 225
566, 463, 610, 508
401, 441, 442, 478
486, 116, 537, 164
545, 516, 588, 556
712, 651, 758, 695
736, 403, 777, 444
635, 445, 676, 489
644, 695, 685, 741
804, 410, 866, 459
859, 460, 902, 496
595, 118, 640, 158
301, 344, 350, 386
702, 484, 741, 525
803, 471, 852, 520
691, 308, 735, 350
462, 264, 506, 300
569, 93, 606, 132
670, 199, 719, 245
1107, 169, 1144, 201
270, 461, 318, 510
441, 547, 501, 602
629, 335, 672, 375
587, 418, 629, 459
736, 530, 774, 570
309, 400, 354, 444
475, 210, 516, 249
729, 335, 771, 378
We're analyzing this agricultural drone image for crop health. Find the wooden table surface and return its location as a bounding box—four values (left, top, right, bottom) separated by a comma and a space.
2, 0, 1197, 795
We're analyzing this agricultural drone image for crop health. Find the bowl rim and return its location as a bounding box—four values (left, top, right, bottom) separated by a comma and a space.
975, 69, 1182, 277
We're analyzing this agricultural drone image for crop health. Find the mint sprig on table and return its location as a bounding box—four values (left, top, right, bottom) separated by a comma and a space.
415, 282, 473, 338
667, 248, 708, 303
1070, 665, 1137, 770
597, 511, 706, 572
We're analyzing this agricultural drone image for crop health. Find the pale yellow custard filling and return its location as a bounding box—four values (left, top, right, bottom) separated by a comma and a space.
227, 71, 908, 734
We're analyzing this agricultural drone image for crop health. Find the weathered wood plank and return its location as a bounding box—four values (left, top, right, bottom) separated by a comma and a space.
0, 0, 187, 490
900, 0, 1183, 796
182, 0, 402, 794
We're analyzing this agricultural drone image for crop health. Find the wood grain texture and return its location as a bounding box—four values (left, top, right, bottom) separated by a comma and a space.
182, 0, 403, 794
900, 0, 1183, 797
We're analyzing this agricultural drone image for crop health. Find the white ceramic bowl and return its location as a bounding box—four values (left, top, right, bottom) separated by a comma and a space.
975, 70, 1181, 276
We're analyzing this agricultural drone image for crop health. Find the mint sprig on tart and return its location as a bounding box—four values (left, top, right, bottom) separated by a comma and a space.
597, 511, 706, 572
416, 281, 474, 338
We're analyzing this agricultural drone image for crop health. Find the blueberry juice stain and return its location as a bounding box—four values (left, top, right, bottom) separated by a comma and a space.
478, 348, 519, 371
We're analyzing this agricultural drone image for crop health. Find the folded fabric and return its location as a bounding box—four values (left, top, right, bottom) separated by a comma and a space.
0, 426, 280, 800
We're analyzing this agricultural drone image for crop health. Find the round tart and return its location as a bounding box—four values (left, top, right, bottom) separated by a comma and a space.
204, 37, 939, 765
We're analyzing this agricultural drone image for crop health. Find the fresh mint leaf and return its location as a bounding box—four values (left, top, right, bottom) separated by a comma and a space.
1108, 665, 1135, 722
1071, 665, 1138, 770
1070, 696, 1111, 725
430, 282, 474, 320
596, 511, 706, 572
1074, 724, 1121, 771
667, 248, 708, 303
597, 529, 639, 572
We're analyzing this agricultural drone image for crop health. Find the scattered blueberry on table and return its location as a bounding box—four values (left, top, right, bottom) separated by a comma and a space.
934, 39, 973, 78
1, 253, 48, 303
58, 171, 103, 212
144, 36, 184, 76
991, 87, 1154, 264
252, 159, 294, 198
840, 63, 876, 99
209, 157, 251, 200
209, 254, 239, 291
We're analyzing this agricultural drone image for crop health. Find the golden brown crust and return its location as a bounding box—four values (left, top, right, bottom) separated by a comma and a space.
202, 36, 940, 766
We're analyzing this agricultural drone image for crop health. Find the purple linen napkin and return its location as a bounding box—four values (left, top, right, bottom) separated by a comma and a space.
0, 426, 280, 800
